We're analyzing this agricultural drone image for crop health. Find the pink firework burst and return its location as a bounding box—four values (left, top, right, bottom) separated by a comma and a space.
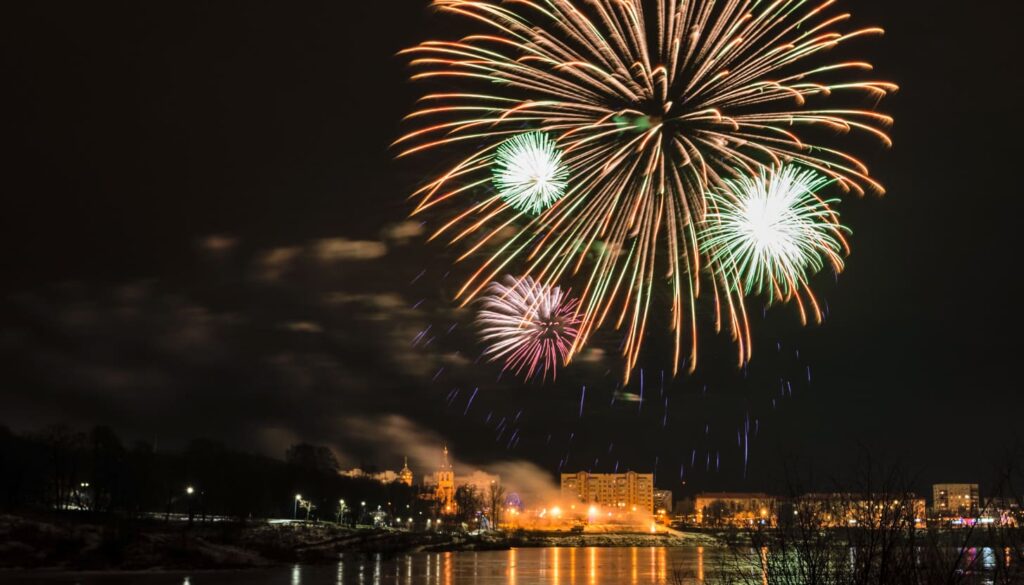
478, 276, 580, 381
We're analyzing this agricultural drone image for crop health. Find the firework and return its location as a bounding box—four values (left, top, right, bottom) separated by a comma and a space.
701, 165, 848, 317
477, 276, 580, 381
399, 0, 895, 380
492, 131, 569, 215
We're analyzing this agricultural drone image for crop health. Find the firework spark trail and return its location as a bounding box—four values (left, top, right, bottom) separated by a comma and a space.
400, 0, 895, 381
743, 413, 751, 478
579, 385, 586, 418
464, 387, 479, 415
477, 275, 581, 381
638, 369, 644, 412
412, 325, 431, 346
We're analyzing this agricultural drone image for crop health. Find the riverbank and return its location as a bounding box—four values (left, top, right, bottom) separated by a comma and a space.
0, 514, 717, 572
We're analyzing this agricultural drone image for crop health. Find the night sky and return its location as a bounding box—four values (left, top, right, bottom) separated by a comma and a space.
2, 1, 1021, 497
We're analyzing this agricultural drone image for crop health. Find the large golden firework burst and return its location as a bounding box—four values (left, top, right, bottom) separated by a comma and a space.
397, 0, 895, 381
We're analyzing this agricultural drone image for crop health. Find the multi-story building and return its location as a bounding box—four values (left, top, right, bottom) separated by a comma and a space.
694, 492, 776, 527
561, 471, 655, 515
933, 484, 980, 518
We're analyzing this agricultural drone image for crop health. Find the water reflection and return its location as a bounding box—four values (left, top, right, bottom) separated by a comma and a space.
156, 548, 710, 585
297, 547, 717, 585
8, 543, 1017, 585
697, 545, 704, 582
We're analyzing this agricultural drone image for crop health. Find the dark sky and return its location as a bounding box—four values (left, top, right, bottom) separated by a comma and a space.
1, 1, 1021, 496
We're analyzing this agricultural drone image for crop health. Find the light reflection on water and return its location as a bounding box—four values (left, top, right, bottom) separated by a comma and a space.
5, 545, 1013, 585
3, 547, 714, 585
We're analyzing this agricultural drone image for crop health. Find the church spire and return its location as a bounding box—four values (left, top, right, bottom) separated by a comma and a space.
399, 455, 414, 487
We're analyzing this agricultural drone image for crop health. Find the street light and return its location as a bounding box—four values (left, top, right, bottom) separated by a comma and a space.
186, 486, 197, 525
294, 494, 302, 520
337, 499, 347, 524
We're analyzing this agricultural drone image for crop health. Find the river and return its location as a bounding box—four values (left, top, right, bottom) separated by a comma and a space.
4, 547, 725, 585
6, 544, 1012, 585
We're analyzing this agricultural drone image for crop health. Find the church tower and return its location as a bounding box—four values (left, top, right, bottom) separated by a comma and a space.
435, 445, 456, 514
399, 456, 414, 487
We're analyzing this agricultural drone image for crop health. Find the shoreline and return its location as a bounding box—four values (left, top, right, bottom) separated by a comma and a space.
0, 514, 718, 573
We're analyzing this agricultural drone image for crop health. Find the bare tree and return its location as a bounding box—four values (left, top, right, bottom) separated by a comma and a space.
487, 481, 506, 530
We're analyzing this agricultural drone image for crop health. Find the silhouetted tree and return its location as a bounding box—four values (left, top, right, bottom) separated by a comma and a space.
454, 484, 482, 526
285, 443, 339, 474
486, 481, 506, 530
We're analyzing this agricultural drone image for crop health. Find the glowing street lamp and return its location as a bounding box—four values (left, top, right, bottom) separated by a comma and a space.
186, 486, 197, 526
337, 499, 348, 524
294, 494, 302, 520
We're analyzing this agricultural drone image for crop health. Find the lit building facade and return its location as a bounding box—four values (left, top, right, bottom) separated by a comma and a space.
421, 447, 500, 516
694, 492, 776, 527
340, 468, 400, 484
340, 457, 415, 487
933, 484, 980, 518
654, 489, 674, 517
560, 471, 654, 514
796, 493, 927, 529
435, 446, 456, 514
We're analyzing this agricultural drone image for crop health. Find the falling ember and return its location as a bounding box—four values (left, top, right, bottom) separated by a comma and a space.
477, 275, 581, 381
464, 387, 479, 415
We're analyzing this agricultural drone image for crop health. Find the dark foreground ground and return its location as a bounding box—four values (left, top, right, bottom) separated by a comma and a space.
0, 514, 714, 572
